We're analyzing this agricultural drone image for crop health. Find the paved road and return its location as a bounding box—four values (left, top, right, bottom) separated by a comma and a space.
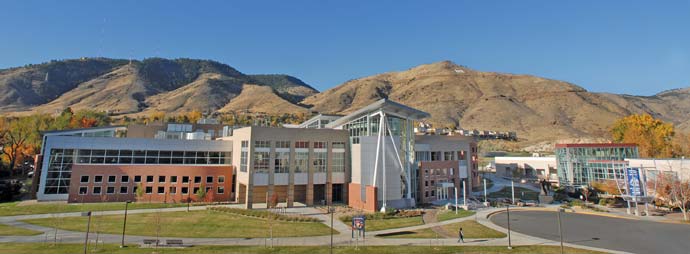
491, 210, 690, 254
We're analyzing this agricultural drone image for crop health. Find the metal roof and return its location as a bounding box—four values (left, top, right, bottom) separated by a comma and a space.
325, 99, 430, 128
42, 125, 127, 135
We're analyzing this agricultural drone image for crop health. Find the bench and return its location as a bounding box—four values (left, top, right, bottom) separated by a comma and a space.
143, 239, 159, 246
166, 239, 184, 246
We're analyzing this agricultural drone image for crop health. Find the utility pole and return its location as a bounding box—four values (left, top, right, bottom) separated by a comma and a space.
511, 181, 515, 205
557, 208, 565, 254
506, 205, 512, 250
83, 211, 92, 254
120, 201, 131, 248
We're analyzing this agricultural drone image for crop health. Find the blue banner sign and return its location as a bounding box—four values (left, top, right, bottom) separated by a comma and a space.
626, 168, 643, 197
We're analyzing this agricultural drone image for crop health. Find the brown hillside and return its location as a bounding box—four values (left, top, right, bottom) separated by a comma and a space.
218, 84, 308, 114
302, 61, 690, 145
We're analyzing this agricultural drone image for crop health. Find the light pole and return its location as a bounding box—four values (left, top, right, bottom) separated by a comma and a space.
454, 186, 458, 215
557, 208, 565, 254
511, 181, 515, 205
330, 204, 334, 254
506, 205, 512, 250
120, 201, 131, 248
483, 178, 487, 203
82, 211, 92, 254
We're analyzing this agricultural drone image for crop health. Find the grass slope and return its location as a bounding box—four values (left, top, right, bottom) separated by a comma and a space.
23, 210, 333, 238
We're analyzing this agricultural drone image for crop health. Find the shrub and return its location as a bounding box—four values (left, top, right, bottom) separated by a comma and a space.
208, 207, 319, 222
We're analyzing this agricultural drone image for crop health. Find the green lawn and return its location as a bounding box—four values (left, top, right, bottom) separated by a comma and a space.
436, 210, 475, 221
0, 243, 605, 254
0, 223, 42, 236
440, 220, 506, 238
378, 220, 505, 239
0, 201, 189, 216
23, 210, 333, 238
343, 216, 424, 231
488, 187, 540, 200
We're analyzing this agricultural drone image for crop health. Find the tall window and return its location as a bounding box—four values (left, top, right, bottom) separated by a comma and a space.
254, 140, 271, 148
313, 151, 327, 173
444, 151, 454, 161
431, 151, 441, 161
274, 151, 290, 173
240, 140, 248, 172
295, 152, 308, 173
332, 152, 345, 172
275, 141, 290, 148
253, 151, 270, 173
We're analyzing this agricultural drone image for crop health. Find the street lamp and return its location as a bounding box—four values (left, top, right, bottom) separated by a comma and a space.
557, 208, 565, 254
120, 201, 132, 248
506, 205, 512, 250
82, 211, 92, 254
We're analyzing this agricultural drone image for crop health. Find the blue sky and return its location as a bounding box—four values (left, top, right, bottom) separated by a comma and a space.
1, 1, 689, 95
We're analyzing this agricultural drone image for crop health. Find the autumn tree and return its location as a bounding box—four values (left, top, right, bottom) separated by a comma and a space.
650, 172, 690, 221
610, 114, 675, 158
187, 110, 203, 123
148, 111, 166, 123
591, 180, 622, 195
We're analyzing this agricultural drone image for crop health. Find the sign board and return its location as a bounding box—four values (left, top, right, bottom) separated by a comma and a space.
352, 216, 365, 231
626, 168, 644, 197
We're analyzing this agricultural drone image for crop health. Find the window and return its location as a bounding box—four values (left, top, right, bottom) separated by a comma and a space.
444, 151, 454, 161
106, 186, 115, 194
295, 151, 308, 173
134, 175, 142, 183
253, 151, 270, 173
313, 141, 326, 149
121, 175, 129, 183
171, 176, 178, 183
181, 187, 189, 194
79, 187, 88, 195
332, 142, 346, 149
431, 190, 435, 196
275, 141, 290, 148
254, 140, 271, 148
274, 151, 290, 173
457, 150, 466, 160
133, 186, 138, 194
295, 141, 309, 148
194, 176, 201, 184
93, 186, 102, 194
431, 152, 441, 161
206, 176, 213, 183
108, 175, 116, 183
146, 175, 154, 183
145, 186, 153, 194
169, 187, 177, 194
425, 191, 429, 197
158, 186, 165, 194
217, 186, 225, 194
182, 176, 190, 183
205, 186, 212, 193
120, 186, 128, 194
80, 175, 89, 183
313, 151, 327, 173
332, 152, 345, 172
158, 176, 166, 183
193, 187, 200, 194
240, 140, 249, 172
425, 181, 428, 187
218, 176, 225, 183
94, 175, 103, 183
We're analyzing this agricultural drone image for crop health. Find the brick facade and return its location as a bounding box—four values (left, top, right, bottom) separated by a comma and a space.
348, 183, 377, 211
68, 164, 233, 203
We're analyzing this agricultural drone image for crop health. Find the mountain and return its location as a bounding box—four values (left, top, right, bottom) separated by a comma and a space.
0, 57, 318, 115
1, 58, 688, 147
301, 61, 690, 145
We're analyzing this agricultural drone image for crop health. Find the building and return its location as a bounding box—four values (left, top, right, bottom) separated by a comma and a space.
555, 143, 639, 187
494, 156, 558, 183
34, 99, 478, 212
414, 135, 478, 205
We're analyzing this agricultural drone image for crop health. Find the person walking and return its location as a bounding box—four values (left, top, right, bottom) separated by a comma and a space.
458, 227, 464, 243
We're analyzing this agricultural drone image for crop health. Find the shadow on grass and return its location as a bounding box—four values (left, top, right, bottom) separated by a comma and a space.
376, 231, 417, 237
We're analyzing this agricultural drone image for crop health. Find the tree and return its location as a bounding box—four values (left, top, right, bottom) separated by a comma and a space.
591, 180, 622, 195
650, 172, 690, 221
135, 183, 144, 202
610, 114, 675, 158
187, 110, 203, 123
149, 111, 166, 123
195, 184, 207, 202
0, 118, 37, 176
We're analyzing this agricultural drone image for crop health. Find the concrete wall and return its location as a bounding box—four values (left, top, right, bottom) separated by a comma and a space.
494, 157, 557, 182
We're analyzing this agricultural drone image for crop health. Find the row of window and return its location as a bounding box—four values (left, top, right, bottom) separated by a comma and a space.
79, 175, 225, 184
78, 185, 225, 195
248, 140, 346, 149
415, 151, 467, 162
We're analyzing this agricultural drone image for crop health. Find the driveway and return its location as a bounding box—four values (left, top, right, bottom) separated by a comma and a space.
490, 210, 690, 254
